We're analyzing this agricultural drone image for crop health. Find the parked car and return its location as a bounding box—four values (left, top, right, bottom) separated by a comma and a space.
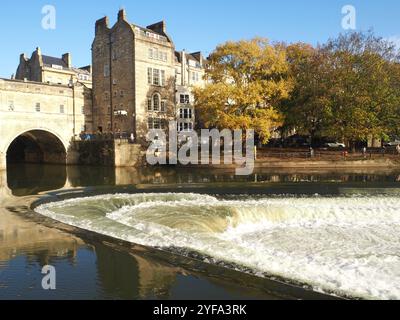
325, 142, 346, 149
384, 140, 400, 147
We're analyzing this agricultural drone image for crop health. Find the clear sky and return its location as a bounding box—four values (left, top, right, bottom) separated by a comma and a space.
0, 0, 399, 77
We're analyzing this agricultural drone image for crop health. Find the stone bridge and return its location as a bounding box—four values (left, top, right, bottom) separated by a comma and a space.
0, 78, 89, 170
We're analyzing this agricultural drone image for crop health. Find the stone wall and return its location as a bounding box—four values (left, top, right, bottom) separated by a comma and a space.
92, 16, 112, 133
0, 169, 10, 204
115, 141, 143, 167
70, 140, 115, 166
0, 152, 5, 170
70, 140, 143, 167
92, 12, 137, 135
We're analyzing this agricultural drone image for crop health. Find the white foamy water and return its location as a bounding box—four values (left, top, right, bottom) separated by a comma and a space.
35, 193, 400, 300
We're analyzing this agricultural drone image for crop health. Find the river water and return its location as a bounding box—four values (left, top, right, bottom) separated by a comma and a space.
1, 164, 400, 300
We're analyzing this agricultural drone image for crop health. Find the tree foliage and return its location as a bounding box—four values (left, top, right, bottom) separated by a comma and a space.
194, 38, 292, 143
195, 32, 400, 147
278, 43, 326, 138
280, 31, 400, 147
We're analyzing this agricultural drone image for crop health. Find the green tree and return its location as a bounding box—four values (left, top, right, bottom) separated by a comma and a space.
278, 43, 329, 143
281, 31, 400, 148
385, 62, 400, 138
322, 31, 400, 148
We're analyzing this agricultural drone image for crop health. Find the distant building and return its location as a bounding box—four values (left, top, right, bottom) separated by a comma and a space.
175, 51, 206, 133
13, 48, 93, 133
16, 47, 92, 88
92, 9, 206, 140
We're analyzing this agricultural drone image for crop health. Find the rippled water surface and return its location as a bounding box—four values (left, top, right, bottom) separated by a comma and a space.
2, 164, 400, 299
35, 192, 400, 300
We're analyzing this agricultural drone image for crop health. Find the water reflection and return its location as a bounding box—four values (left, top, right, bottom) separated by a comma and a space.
109, 166, 400, 186
94, 244, 178, 299
1, 164, 294, 299
0, 210, 81, 263
0, 206, 279, 299
6, 164, 66, 196
4, 164, 400, 197
2, 164, 400, 299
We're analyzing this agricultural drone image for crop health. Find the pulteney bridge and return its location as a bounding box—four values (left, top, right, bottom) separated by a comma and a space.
0, 78, 90, 170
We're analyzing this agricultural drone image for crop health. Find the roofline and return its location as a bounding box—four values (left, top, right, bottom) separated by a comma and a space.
0, 77, 72, 88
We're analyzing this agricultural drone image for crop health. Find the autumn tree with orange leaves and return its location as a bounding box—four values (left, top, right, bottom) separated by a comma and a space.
194, 38, 292, 143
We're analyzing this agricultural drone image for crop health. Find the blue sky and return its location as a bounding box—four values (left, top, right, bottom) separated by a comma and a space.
0, 0, 399, 77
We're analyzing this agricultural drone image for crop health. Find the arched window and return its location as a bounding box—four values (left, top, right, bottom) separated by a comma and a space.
152, 93, 160, 111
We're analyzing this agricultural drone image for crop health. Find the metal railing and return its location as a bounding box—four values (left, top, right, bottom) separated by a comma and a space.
77, 132, 134, 142
256, 148, 399, 161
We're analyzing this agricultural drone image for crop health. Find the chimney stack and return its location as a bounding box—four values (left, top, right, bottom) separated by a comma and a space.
62, 53, 72, 68
95, 16, 109, 35
118, 9, 126, 21
19, 53, 27, 63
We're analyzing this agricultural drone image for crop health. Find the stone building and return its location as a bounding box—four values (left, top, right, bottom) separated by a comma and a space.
92, 9, 206, 141
0, 78, 90, 170
14, 48, 94, 133
0, 9, 208, 171
16, 47, 92, 88
175, 51, 206, 133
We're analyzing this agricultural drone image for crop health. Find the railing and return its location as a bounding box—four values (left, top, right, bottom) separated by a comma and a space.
77, 132, 134, 143
256, 148, 399, 161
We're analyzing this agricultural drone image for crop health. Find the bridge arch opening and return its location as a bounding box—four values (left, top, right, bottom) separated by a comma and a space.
6, 130, 66, 166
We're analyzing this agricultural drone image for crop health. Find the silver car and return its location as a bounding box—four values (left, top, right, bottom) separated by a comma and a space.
325, 142, 346, 148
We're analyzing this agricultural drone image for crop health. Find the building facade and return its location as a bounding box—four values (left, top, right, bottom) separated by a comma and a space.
175, 51, 206, 133
14, 48, 94, 133
92, 9, 206, 141
16, 47, 92, 88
